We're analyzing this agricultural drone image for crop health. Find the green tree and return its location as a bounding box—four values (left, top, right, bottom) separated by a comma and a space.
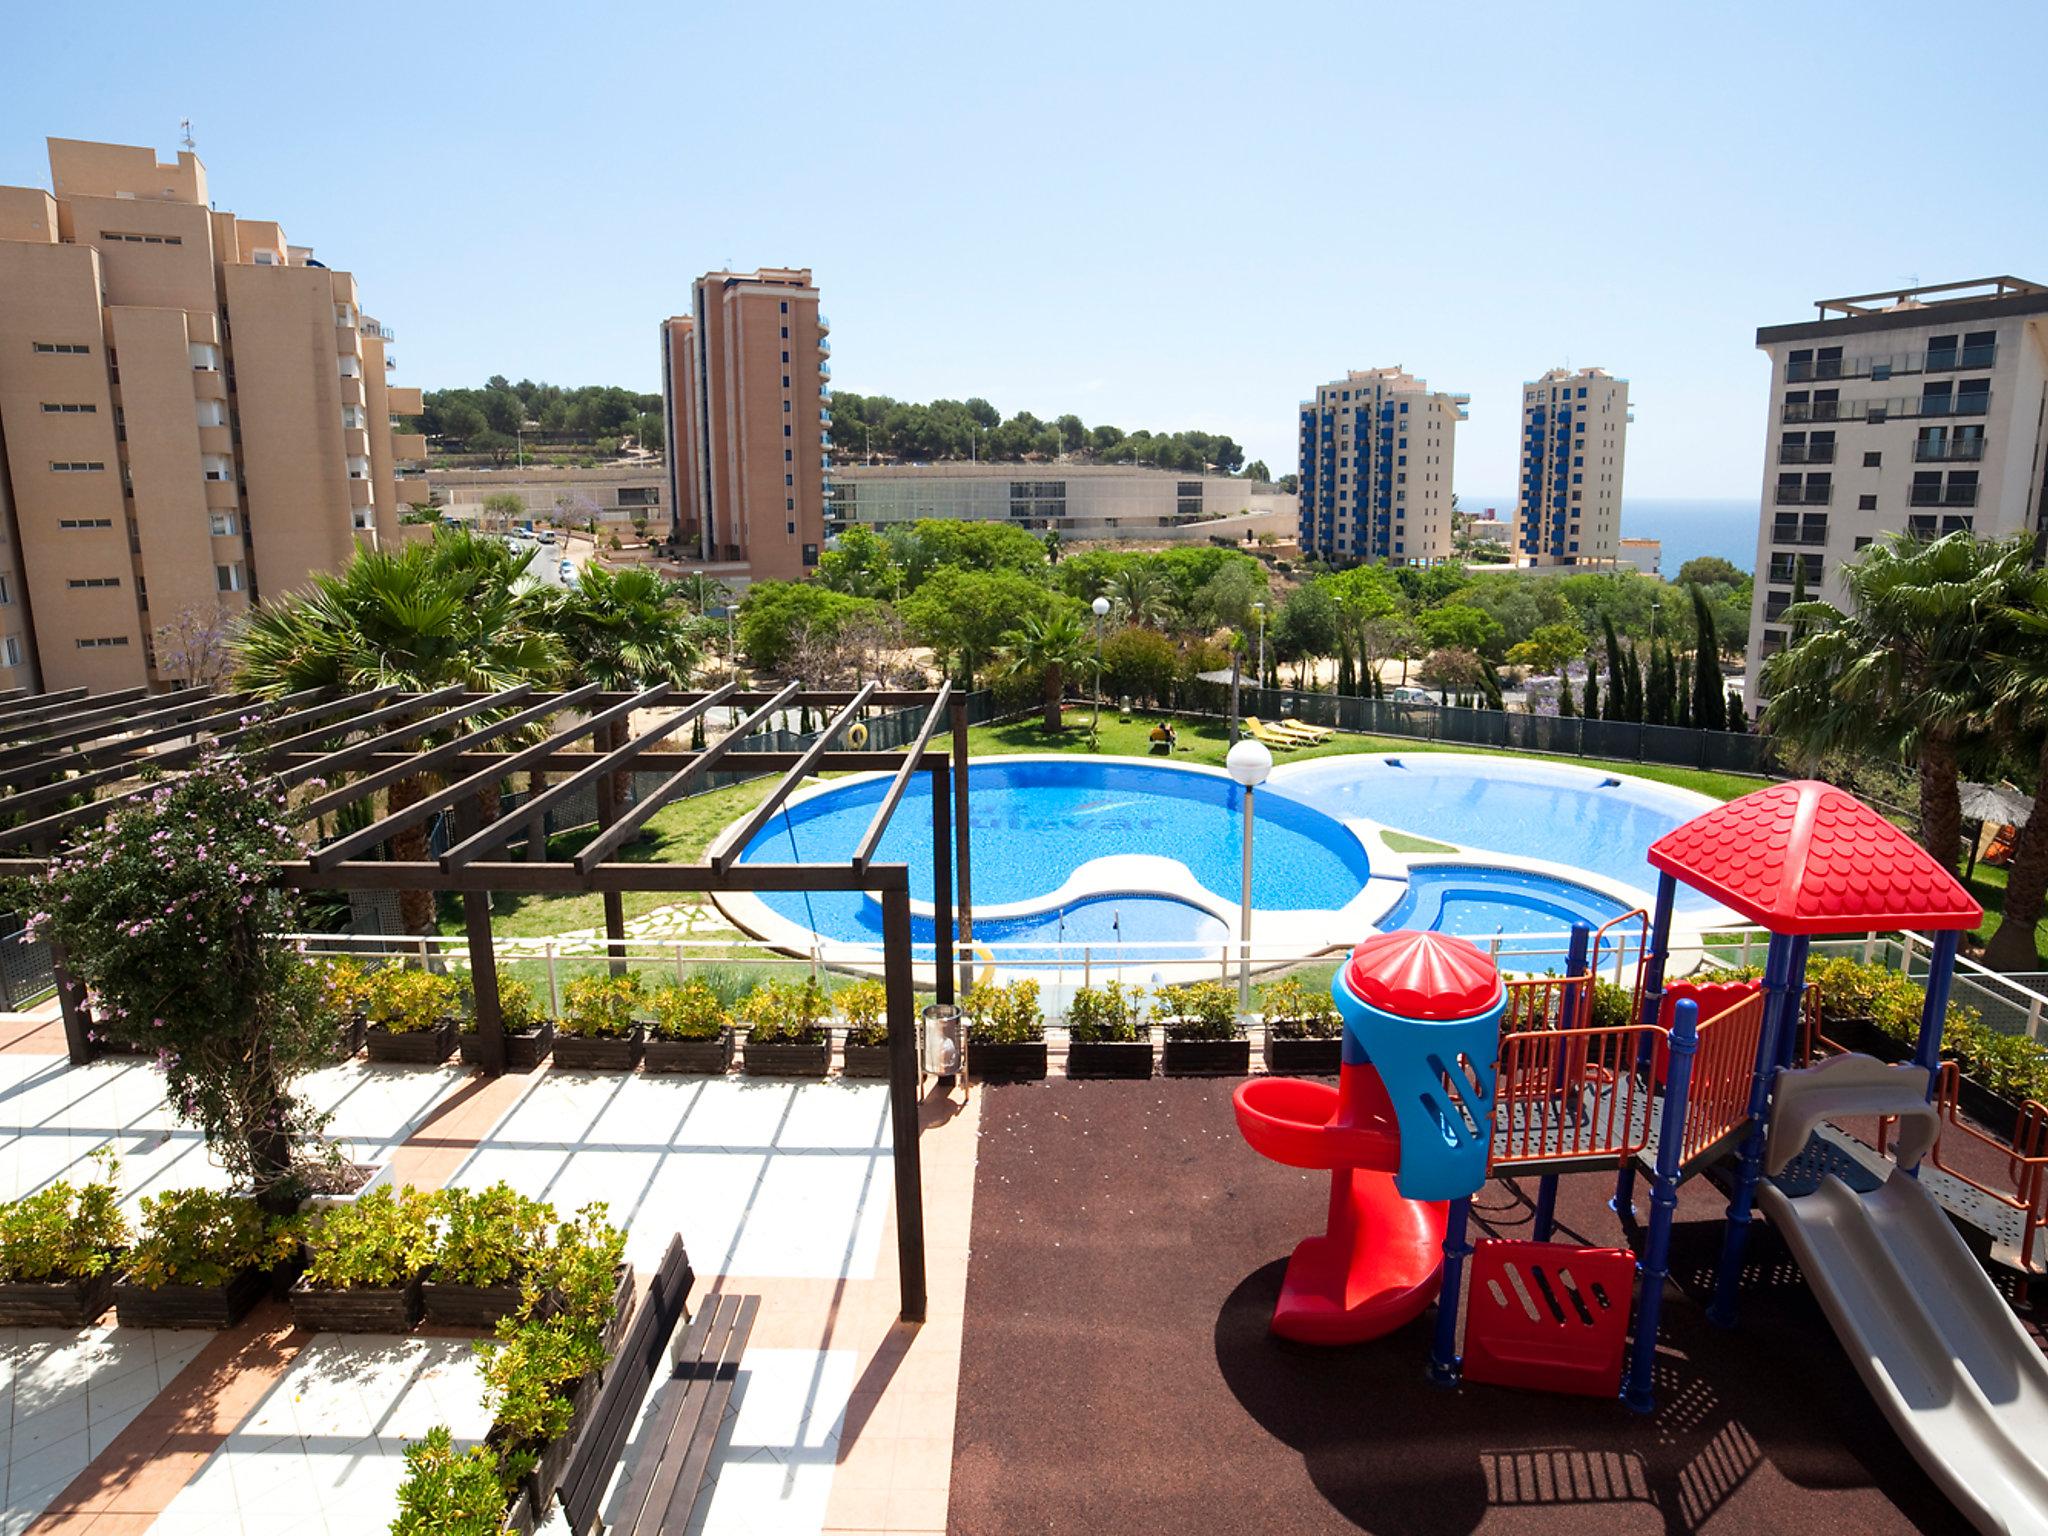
815, 526, 901, 599
993, 608, 1095, 732
1582, 659, 1599, 720
900, 568, 1058, 689
1274, 583, 1342, 683
1764, 532, 2033, 872
1418, 603, 1502, 656
1691, 585, 1727, 731
481, 492, 526, 531
1678, 555, 1747, 589
911, 519, 1051, 577
235, 529, 565, 932
1102, 626, 1179, 706
1242, 460, 1271, 484
1985, 568, 2048, 968
738, 582, 876, 673
1103, 564, 1175, 628
1600, 615, 1628, 722
1043, 528, 1063, 566
1504, 620, 1586, 677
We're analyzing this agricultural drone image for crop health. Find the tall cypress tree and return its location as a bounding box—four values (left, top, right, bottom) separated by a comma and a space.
1625, 643, 1645, 722
1691, 584, 1726, 730
1582, 658, 1600, 720
1676, 662, 1692, 728
1337, 633, 1355, 697
1479, 658, 1505, 712
1558, 674, 1576, 717
1644, 641, 1668, 726
1601, 615, 1627, 722
1788, 560, 1810, 643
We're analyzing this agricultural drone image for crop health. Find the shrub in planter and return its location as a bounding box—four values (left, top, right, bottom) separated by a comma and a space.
0, 1145, 128, 1326
115, 1187, 302, 1329
319, 957, 373, 1057
460, 975, 556, 1071
365, 966, 464, 1063
1261, 976, 1341, 1073
642, 979, 734, 1074
1156, 980, 1249, 1076
16, 750, 339, 1208
836, 979, 891, 1077
554, 974, 644, 1071
739, 979, 830, 1075
963, 978, 1047, 1081
390, 1425, 519, 1536
292, 1183, 437, 1332
424, 1182, 556, 1329
1066, 980, 1152, 1079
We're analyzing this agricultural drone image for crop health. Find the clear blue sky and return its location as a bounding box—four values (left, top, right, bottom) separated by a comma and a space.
5, 0, 2043, 499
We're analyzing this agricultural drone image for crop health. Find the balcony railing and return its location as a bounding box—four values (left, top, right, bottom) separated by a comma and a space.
1786, 343, 1996, 382
1773, 485, 1833, 506
1908, 485, 1980, 508
1771, 523, 1828, 546
1782, 392, 1990, 424
1777, 443, 1835, 465
1914, 438, 1986, 462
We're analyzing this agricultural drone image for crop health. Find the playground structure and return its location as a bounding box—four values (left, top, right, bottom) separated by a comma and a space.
1234, 778, 2048, 1536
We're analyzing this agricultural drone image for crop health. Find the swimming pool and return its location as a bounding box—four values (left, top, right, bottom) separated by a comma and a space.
1276, 754, 1722, 913
1375, 864, 1634, 958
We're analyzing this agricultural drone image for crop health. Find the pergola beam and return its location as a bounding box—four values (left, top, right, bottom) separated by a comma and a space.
853, 683, 951, 870
706, 683, 875, 876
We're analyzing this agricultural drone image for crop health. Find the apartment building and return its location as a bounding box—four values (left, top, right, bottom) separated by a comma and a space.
827, 463, 1295, 543
0, 137, 424, 692
1515, 366, 1630, 566
1744, 277, 2048, 713
1297, 367, 1465, 566
661, 269, 828, 582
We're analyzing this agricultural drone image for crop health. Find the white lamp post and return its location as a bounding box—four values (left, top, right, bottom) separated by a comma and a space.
1252, 601, 1266, 689
1091, 595, 1111, 751
1226, 737, 1273, 1014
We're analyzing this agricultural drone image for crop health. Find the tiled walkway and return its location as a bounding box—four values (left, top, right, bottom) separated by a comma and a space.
4, 1012, 976, 1536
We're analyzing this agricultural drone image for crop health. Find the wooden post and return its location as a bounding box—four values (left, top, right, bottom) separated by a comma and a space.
931, 758, 955, 1007
455, 796, 504, 1076
594, 725, 628, 979
51, 942, 92, 1066
949, 695, 975, 1002
883, 883, 927, 1322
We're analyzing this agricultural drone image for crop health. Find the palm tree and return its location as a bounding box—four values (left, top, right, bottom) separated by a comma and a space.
1764, 531, 2032, 873
1043, 528, 1063, 566
993, 609, 1095, 732
236, 529, 566, 932
1983, 570, 2048, 970
1103, 565, 1174, 629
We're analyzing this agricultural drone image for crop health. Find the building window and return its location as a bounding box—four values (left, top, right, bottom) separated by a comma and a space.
0, 575, 9, 605
75, 636, 130, 649
783, 425, 791, 437
67, 577, 120, 589
40, 402, 96, 414
1856, 493, 1876, 510
615, 486, 657, 507
99, 231, 183, 245
802, 543, 818, 567
57, 518, 113, 529
783, 401, 791, 412
1863, 450, 1881, 468
210, 510, 238, 537
49, 461, 106, 473
216, 562, 246, 593
32, 342, 90, 355
0, 637, 17, 668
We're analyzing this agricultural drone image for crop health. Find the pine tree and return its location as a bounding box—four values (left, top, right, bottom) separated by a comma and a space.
1582, 659, 1600, 720
1601, 616, 1627, 722
1691, 584, 1726, 730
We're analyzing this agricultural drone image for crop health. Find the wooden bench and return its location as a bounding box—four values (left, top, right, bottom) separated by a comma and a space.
610, 1290, 761, 1536
556, 1235, 694, 1536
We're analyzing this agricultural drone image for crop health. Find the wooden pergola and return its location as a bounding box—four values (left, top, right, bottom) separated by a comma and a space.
0, 680, 975, 1322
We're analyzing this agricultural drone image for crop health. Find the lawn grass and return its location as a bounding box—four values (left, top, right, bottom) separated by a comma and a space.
1956, 860, 2048, 969
965, 714, 1767, 803
1381, 830, 1457, 854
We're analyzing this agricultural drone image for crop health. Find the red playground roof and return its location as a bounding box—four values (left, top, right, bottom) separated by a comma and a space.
1647, 780, 1982, 935
1344, 930, 1503, 1020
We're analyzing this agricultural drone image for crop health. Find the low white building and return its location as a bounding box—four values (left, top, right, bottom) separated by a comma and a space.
826, 463, 1294, 543
1615, 537, 1662, 575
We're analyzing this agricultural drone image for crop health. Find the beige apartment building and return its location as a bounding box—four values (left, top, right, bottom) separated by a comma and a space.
1514, 366, 1630, 566
661, 269, 828, 582
0, 137, 424, 692
1297, 367, 1464, 565
1744, 277, 2048, 713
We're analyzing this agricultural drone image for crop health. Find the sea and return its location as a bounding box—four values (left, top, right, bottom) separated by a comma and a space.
1462, 496, 1759, 577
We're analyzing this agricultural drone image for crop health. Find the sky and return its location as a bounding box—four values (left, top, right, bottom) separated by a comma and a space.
5, 0, 2044, 500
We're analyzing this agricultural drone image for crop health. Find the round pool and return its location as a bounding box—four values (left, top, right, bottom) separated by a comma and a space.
1375, 864, 1633, 959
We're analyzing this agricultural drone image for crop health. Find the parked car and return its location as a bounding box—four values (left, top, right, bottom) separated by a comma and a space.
558, 559, 575, 580
538, 530, 557, 545
1387, 686, 1435, 703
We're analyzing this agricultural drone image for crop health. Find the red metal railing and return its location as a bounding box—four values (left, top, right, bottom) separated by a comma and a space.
1491, 1023, 1661, 1170
1888, 1063, 2048, 1276
1501, 974, 1593, 1033
1592, 908, 1650, 1015
1680, 989, 1769, 1168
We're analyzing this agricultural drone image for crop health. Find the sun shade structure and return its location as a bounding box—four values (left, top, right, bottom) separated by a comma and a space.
1647, 779, 1982, 935
0, 681, 973, 1323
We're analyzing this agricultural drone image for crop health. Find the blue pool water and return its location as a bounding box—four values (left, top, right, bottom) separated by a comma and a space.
1279, 754, 1718, 913
1377, 865, 1633, 958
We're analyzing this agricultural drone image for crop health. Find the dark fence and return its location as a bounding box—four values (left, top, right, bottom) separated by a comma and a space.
0, 926, 56, 1009
1230, 687, 1774, 775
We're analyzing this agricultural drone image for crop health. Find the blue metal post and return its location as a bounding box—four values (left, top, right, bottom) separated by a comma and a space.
1613, 874, 1677, 1219
1534, 921, 1591, 1242
1625, 997, 1698, 1413
1706, 932, 1793, 1329
1775, 936, 1812, 1071
1428, 1195, 1473, 1386
1913, 930, 1960, 1088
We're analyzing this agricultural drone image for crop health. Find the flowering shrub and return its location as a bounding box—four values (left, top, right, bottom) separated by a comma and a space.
18, 750, 334, 1203
0, 1146, 127, 1282
834, 978, 888, 1048
647, 979, 730, 1041
301, 1184, 437, 1291
321, 958, 374, 1020
364, 967, 462, 1034
123, 1187, 302, 1289
736, 979, 826, 1044
560, 973, 641, 1038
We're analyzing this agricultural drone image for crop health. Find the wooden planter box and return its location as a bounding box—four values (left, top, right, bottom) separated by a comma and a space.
744, 1034, 831, 1077
967, 1037, 1047, 1082
0, 1269, 117, 1328
1163, 1034, 1251, 1077
365, 1017, 459, 1065
1067, 1038, 1154, 1080
513, 1370, 600, 1527
421, 1277, 526, 1331
553, 1023, 645, 1072
113, 1266, 270, 1330
642, 1030, 735, 1075
1264, 1033, 1342, 1075
459, 1022, 556, 1072
1956, 1075, 2028, 1131
334, 1013, 367, 1060
289, 1271, 424, 1333
841, 1037, 892, 1078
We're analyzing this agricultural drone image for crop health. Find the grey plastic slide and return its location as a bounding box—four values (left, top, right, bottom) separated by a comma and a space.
1757, 1055, 2048, 1536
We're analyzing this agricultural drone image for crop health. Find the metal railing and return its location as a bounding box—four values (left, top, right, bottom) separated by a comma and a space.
1773, 485, 1833, 506
1783, 392, 1991, 424
1786, 343, 1995, 382
1908, 484, 1980, 507
1914, 438, 1986, 462
1776, 444, 1835, 464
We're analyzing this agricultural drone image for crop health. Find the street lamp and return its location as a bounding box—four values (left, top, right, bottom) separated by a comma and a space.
1090, 595, 1111, 751
1649, 599, 1660, 648
1226, 737, 1273, 1014
1252, 601, 1267, 690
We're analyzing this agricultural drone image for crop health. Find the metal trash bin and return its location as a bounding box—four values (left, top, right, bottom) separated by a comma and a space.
921, 1002, 961, 1078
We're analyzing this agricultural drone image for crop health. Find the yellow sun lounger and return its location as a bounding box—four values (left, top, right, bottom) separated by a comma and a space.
1248, 716, 1328, 746
1243, 717, 1302, 750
